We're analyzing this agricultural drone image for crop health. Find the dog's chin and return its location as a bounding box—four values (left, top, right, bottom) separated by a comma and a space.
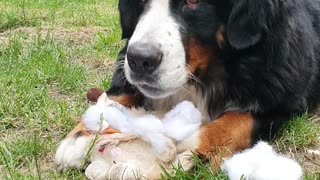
137, 84, 180, 99
124, 63, 188, 99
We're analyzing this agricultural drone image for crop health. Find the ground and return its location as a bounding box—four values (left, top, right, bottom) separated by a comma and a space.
0, 0, 319, 179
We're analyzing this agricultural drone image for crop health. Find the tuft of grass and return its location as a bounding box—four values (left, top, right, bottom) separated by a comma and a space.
0, 0, 121, 178
0, 35, 91, 179
274, 114, 320, 179
162, 154, 228, 180
275, 114, 320, 151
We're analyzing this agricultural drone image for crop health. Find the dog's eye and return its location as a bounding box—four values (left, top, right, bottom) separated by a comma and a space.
186, 0, 200, 8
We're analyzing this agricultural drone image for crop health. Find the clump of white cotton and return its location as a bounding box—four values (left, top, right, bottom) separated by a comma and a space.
163, 101, 201, 141
82, 99, 110, 132
221, 141, 303, 180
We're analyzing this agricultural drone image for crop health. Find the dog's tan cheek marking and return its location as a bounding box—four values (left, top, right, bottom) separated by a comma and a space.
216, 25, 225, 49
186, 38, 213, 77
196, 112, 253, 171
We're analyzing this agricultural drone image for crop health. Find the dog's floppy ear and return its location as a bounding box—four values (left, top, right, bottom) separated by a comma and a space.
227, 0, 279, 49
118, 0, 144, 39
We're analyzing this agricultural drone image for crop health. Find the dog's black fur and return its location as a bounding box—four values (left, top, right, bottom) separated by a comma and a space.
108, 0, 320, 143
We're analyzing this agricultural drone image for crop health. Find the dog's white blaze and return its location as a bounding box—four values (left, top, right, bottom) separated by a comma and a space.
125, 0, 188, 98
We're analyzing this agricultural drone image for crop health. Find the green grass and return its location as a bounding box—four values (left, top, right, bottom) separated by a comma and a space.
275, 115, 320, 179
0, 0, 121, 178
0, 0, 319, 179
276, 114, 320, 151
163, 155, 228, 180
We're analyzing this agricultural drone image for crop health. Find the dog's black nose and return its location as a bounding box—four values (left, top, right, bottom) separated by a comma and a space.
127, 43, 162, 73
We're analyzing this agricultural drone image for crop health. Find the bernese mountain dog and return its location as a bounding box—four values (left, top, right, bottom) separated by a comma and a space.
58, 0, 320, 172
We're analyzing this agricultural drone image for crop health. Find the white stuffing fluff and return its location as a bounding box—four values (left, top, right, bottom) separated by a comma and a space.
221, 141, 303, 180
82, 93, 202, 153
163, 101, 201, 141
82, 104, 110, 132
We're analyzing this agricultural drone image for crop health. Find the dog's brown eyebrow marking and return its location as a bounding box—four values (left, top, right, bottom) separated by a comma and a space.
216, 25, 225, 49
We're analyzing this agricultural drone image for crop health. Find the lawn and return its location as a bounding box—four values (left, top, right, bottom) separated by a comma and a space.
0, 0, 319, 179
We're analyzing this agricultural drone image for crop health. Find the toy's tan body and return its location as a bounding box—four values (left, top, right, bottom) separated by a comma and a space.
85, 133, 194, 180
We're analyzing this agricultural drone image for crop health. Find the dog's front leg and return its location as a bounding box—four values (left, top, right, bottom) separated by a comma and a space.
196, 112, 254, 172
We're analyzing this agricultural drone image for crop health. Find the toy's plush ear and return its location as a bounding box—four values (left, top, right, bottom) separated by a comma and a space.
87, 88, 104, 103
227, 0, 279, 49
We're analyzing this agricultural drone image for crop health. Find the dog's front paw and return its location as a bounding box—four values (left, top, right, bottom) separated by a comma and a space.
54, 135, 93, 172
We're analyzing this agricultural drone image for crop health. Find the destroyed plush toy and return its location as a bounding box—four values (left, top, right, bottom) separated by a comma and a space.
55, 91, 304, 180
81, 93, 201, 179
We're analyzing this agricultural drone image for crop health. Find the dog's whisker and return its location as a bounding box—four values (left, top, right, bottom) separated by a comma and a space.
180, 86, 193, 95
120, 76, 127, 81
185, 65, 205, 87
188, 73, 204, 86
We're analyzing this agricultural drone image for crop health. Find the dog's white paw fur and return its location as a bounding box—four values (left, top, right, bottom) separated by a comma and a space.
54, 135, 93, 172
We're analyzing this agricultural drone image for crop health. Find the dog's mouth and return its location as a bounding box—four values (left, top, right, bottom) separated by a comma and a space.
139, 84, 162, 92
139, 84, 164, 95
136, 82, 179, 99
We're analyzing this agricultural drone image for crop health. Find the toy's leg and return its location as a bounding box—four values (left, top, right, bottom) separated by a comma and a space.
172, 150, 194, 171
55, 93, 137, 172
196, 112, 254, 172
54, 122, 94, 171
155, 137, 177, 163
85, 161, 112, 180
109, 163, 142, 180
54, 122, 122, 171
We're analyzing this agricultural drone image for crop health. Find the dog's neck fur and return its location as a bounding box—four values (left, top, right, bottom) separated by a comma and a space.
146, 84, 210, 123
